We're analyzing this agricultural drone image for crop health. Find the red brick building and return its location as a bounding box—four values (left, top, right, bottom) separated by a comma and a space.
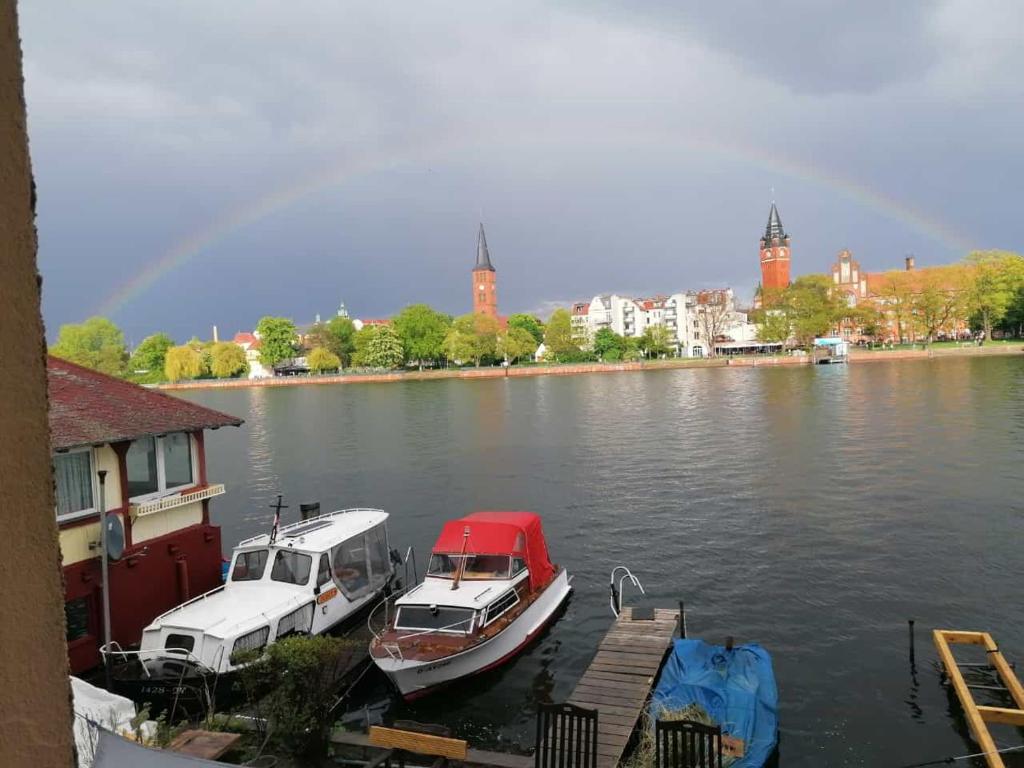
472, 223, 498, 317
759, 203, 791, 295
48, 357, 242, 673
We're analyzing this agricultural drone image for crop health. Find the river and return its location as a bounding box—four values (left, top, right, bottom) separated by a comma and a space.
179, 355, 1024, 767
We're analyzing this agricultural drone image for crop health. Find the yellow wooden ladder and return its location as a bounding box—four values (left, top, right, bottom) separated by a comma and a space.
933, 630, 1024, 768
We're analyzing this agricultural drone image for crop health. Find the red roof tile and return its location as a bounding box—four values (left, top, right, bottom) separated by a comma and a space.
47, 356, 243, 450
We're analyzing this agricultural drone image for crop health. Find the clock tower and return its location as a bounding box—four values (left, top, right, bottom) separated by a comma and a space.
472, 223, 498, 317
759, 202, 791, 297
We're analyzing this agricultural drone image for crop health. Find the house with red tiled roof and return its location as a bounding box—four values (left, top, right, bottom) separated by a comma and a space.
48, 356, 243, 673
232, 331, 271, 378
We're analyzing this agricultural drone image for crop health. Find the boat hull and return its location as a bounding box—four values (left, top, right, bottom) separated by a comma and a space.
374, 569, 572, 699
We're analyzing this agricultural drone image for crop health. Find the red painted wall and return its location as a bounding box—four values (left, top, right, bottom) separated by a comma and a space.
63, 522, 223, 673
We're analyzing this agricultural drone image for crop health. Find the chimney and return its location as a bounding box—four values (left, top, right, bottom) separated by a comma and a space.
905, 255, 915, 271
212, 325, 219, 342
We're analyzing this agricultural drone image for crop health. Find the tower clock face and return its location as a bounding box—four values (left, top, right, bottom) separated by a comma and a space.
479, 284, 486, 291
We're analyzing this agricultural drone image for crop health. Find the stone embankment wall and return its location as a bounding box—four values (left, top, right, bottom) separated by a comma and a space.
158, 344, 1023, 392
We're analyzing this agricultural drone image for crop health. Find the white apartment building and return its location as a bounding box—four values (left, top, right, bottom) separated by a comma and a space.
572, 289, 757, 357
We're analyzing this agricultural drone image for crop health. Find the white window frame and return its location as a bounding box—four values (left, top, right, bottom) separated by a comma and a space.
128, 432, 198, 503
54, 447, 99, 524
483, 589, 521, 627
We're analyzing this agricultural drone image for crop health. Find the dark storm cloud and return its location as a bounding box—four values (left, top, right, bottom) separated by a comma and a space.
577, 1, 937, 94
18, 1, 1024, 342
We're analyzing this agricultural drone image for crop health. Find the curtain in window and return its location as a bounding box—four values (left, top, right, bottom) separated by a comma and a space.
54, 452, 93, 517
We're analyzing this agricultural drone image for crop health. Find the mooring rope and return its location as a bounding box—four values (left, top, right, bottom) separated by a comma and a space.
896, 742, 1024, 768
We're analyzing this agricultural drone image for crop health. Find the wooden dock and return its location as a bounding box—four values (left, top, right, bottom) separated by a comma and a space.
933, 629, 1024, 768
567, 607, 680, 768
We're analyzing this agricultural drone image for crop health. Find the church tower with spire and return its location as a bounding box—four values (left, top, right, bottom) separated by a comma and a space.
472, 223, 498, 317
759, 202, 791, 295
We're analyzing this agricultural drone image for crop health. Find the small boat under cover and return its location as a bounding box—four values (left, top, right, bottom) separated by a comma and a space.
650, 638, 779, 768
369, 511, 571, 699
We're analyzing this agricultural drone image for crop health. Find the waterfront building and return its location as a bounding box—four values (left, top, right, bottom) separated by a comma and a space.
232, 331, 272, 378
759, 202, 792, 301
48, 357, 242, 673
571, 289, 756, 357
473, 223, 498, 317
827, 250, 971, 342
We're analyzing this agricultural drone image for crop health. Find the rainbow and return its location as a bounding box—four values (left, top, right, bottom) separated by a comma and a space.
95, 133, 975, 319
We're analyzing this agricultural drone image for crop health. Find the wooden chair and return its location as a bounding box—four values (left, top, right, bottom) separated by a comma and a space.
535, 702, 598, 768
654, 719, 722, 768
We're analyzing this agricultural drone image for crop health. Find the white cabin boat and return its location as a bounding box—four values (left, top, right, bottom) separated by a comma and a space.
369, 512, 571, 699
135, 508, 395, 681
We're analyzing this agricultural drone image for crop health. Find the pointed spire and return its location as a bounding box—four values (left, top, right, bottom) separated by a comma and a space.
474, 223, 495, 272
764, 203, 787, 242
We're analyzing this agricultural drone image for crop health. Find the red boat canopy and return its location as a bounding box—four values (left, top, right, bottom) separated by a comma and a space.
432, 511, 556, 591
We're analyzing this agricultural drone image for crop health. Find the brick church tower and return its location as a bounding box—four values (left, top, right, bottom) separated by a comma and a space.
759, 202, 791, 295
472, 223, 497, 317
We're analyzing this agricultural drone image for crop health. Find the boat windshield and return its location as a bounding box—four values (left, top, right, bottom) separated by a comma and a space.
231, 549, 269, 582
270, 549, 312, 585
427, 553, 511, 580
394, 605, 474, 633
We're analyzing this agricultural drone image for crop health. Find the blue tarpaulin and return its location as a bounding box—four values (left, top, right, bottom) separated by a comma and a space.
650, 639, 778, 768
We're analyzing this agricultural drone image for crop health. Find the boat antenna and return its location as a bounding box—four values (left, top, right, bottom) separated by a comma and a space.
451, 526, 471, 591
269, 494, 288, 544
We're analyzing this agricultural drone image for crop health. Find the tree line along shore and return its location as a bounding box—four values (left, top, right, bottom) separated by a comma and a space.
47, 249, 1024, 385
154, 341, 1023, 392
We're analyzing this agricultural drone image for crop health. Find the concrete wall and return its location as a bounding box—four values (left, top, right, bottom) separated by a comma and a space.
0, 1, 77, 764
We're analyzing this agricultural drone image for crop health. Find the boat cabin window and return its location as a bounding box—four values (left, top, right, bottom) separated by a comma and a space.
231, 626, 270, 659
394, 605, 474, 634
484, 589, 520, 626
330, 523, 391, 599
427, 554, 511, 580
271, 550, 312, 585
316, 554, 332, 588
165, 634, 195, 655
232, 549, 269, 582
511, 557, 527, 576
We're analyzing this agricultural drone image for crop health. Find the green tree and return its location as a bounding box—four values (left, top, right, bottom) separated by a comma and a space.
543, 308, 578, 362
255, 316, 298, 367
785, 275, 845, 349
639, 323, 674, 359
354, 324, 404, 368
497, 326, 538, 363
209, 341, 248, 378
126, 332, 174, 382
315, 315, 357, 365
507, 313, 545, 345
965, 251, 1024, 341
443, 313, 499, 366
50, 316, 128, 376
756, 309, 791, 344
307, 346, 341, 373
912, 265, 968, 343
393, 304, 451, 368
592, 327, 625, 360
164, 345, 205, 381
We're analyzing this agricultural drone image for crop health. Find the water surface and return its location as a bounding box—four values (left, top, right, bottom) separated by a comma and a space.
181, 356, 1024, 767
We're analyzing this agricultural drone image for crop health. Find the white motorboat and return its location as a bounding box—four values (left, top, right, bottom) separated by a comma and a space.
369, 511, 571, 699
109, 506, 397, 708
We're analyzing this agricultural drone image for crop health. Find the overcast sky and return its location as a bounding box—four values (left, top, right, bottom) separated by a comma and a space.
21, 1, 1024, 344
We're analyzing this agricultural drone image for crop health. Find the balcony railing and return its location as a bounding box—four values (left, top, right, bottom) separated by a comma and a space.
130, 483, 226, 518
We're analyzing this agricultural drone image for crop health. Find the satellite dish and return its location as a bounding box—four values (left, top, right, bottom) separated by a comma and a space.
105, 513, 125, 561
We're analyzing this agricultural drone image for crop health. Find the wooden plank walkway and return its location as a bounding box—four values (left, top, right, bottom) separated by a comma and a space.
567, 607, 680, 768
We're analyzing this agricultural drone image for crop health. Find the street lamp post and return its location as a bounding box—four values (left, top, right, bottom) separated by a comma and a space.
97, 470, 112, 690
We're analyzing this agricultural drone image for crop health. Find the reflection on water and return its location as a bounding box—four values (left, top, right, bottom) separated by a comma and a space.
181, 357, 1024, 768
